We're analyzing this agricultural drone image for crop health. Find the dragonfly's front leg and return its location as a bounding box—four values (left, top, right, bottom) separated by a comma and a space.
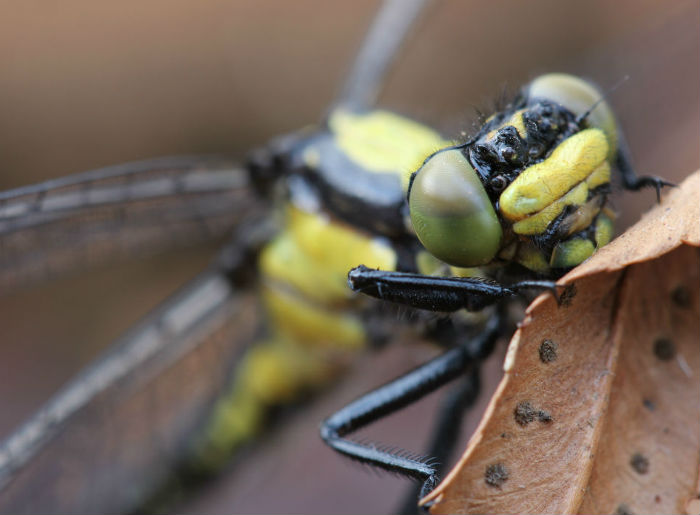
348, 265, 559, 312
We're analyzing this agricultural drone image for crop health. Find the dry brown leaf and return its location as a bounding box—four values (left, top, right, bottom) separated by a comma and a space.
426, 171, 700, 515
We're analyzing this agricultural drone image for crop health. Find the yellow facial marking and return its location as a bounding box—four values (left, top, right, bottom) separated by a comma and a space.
550, 238, 595, 268
487, 109, 528, 140
585, 161, 611, 190
594, 213, 614, 248
511, 181, 589, 235
499, 128, 609, 221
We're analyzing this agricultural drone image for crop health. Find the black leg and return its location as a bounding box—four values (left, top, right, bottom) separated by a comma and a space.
214, 216, 277, 286
320, 315, 501, 500
615, 135, 675, 202
348, 265, 559, 312
396, 368, 481, 515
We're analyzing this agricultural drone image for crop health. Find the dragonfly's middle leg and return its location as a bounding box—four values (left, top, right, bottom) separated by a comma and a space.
320, 314, 500, 501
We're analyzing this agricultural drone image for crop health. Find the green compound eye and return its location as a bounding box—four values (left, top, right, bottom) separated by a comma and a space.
528, 73, 619, 158
409, 149, 502, 267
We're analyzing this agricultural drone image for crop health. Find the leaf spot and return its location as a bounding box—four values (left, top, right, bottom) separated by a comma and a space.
615, 503, 635, 515
539, 339, 558, 363
484, 463, 509, 487
537, 409, 553, 423
671, 285, 692, 308
653, 338, 676, 361
514, 401, 553, 426
514, 401, 536, 426
630, 452, 650, 474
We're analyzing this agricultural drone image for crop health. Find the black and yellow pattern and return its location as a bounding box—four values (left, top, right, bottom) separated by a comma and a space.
193, 109, 447, 468
195, 73, 639, 471
410, 73, 619, 275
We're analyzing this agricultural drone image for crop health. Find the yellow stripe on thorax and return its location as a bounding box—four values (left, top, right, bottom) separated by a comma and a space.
194, 205, 400, 469
261, 205, 397, 304
260, 204, 398, 350
329, 109, 450, 190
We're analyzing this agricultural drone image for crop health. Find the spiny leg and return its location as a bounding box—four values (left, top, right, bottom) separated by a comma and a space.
320, 315, 501, 500
615, 134, 674, 202
396, 368, 482, 515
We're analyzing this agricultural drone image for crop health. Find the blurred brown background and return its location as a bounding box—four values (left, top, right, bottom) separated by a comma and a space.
0, 0, 697, 513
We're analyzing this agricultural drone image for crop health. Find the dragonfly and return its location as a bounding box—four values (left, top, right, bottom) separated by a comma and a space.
0, 1, 696, 515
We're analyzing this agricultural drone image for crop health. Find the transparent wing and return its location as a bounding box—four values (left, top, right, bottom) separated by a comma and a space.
336, 0, 432, 111
0, 155, 265, 294
0, 1, 436, 512
0, 262, 261, 514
